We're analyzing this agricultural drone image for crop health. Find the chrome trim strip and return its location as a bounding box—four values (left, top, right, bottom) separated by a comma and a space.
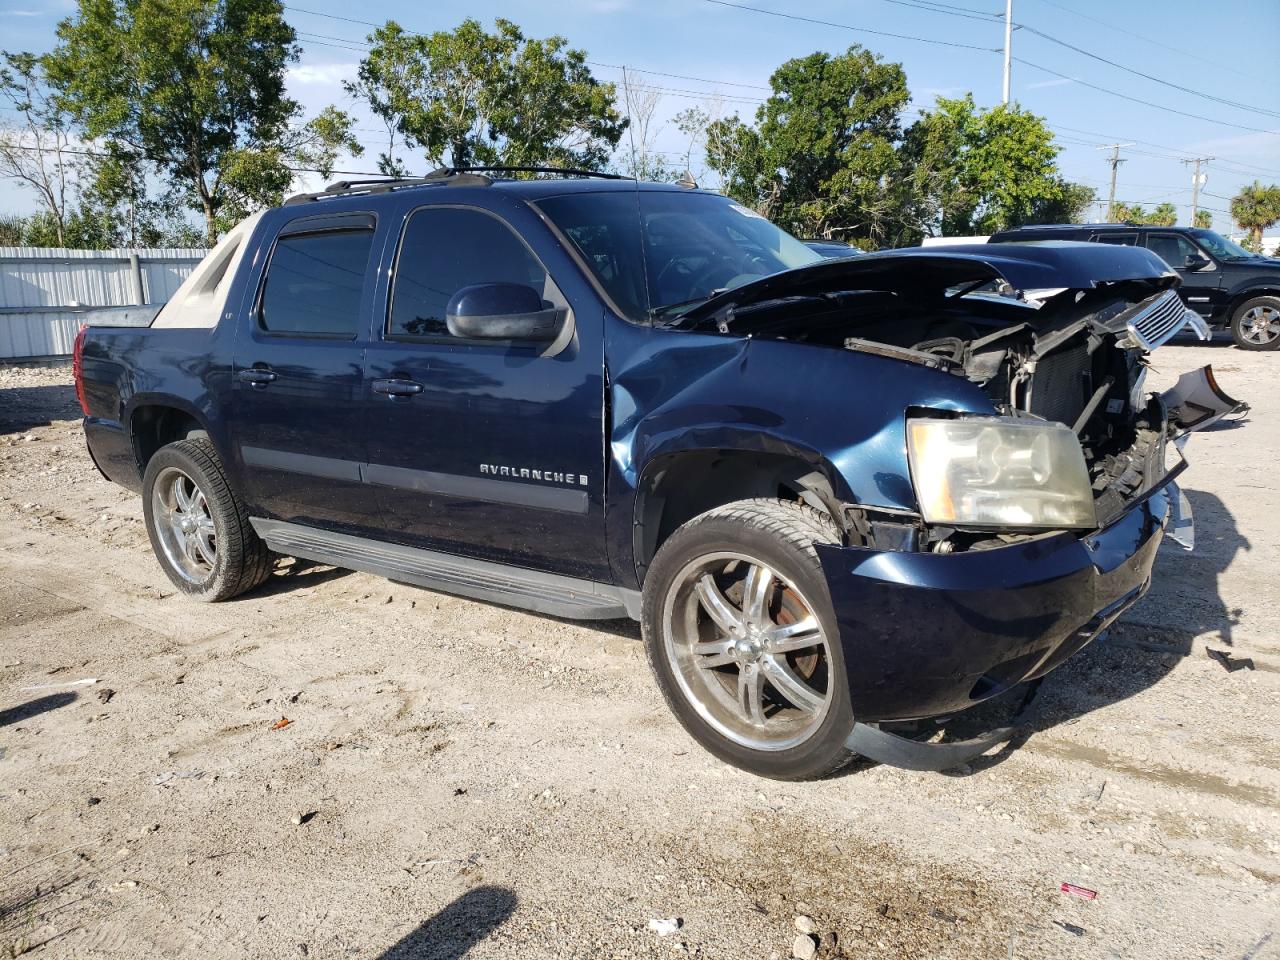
241, 446, 363, 482
364, 463, 589, 514
240, 446, 589, 514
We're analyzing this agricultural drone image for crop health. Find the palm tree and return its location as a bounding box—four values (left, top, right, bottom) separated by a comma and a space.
1230, 181, 1280, 249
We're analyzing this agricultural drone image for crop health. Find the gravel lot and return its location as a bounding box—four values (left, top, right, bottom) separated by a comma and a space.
1, 344, 1276, 960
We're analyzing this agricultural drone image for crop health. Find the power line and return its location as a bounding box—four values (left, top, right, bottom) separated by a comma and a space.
282, 4, 1280, 172
859, 0, 1280, 120
295, 34, 770, 103
698, 0, 1001, 52
1025, 0, 1270, 84
1013, 58, 1278, 134
1016, 23, 1280, 122
696, 0, 1280, 134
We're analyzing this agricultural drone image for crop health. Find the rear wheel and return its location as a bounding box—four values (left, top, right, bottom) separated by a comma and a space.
1230, 296, 1280, 350
642, 499, 857, 780
142, 438, 272, 601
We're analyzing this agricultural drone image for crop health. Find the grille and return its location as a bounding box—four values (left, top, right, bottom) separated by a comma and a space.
1028, 344, 1091, 426
1127, 290, 1194, 350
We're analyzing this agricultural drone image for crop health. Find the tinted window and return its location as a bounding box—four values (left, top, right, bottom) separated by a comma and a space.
389, 207, 547, 340
1091, 232, 1138, 246
537, 191, 818, 322
259, 229, 374, 337
1146, 233, 1203, 267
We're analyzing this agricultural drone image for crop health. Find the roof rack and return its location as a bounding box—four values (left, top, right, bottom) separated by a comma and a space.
283, 164, 630, 205
434, 165, 631, 181
283, 176, 460, 206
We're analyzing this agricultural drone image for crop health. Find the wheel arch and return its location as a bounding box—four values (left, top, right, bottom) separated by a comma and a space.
127, 397, 214, 474
630, 447, 849, 587
1225, 286, 1280, 319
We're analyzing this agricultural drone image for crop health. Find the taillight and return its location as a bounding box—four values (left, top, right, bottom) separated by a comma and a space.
73, 324, 89, 415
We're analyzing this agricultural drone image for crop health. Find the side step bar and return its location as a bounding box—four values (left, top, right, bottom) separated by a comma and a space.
250, 518, 640, 621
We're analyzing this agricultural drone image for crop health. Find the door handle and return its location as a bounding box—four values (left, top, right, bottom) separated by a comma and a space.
372, 378, 424, 398
239, 367, 277, 388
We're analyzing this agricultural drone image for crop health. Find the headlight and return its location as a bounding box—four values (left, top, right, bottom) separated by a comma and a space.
907, 417, 1097, 529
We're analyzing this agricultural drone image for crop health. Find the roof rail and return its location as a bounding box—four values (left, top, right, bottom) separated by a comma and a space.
283, 164, 628, 205
431, 165, 632, 181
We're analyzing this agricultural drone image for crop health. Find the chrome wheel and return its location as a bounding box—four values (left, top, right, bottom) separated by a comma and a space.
151, 466, 217, 585
662, 552, 833, 752
1240, 304, 1280, 345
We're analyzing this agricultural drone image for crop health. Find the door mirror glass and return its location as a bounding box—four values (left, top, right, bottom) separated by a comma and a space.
445, 283, 560, 341
1184, 254, 1212, 271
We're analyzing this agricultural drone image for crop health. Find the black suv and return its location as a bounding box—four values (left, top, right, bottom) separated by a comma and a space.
989, 223, 1280, 350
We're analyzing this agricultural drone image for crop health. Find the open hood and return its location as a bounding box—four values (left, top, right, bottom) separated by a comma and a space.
672, 241, 1178, 330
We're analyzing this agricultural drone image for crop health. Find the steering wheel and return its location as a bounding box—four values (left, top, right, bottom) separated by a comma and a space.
655, 257, 737, 305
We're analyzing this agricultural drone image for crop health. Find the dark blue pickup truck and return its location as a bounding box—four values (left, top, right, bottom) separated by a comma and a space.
74, 169, 1233, 779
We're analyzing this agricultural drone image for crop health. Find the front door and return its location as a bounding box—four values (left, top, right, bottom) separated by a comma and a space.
228, 212, 384, 533
361, 201, 609, 581
1144, 232, 1223, 317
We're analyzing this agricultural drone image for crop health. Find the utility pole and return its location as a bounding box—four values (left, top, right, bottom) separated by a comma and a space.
1182, 156, 1213, 224
1001, 0, 1013, 105
1097, 143, 1134, 221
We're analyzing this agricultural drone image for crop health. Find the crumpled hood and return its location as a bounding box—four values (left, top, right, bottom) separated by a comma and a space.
673, 240, 1178, 328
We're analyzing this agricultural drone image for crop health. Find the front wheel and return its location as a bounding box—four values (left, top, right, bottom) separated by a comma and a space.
641, 499, 857, 780
142, 438, 272, 601
1230, 296, 1280, 350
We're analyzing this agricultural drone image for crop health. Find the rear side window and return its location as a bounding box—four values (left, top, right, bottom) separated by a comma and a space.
1146, 233, 1202, 267
388, 206, 547, 341
1091, 232, 1138, 246
259, 228, 375, 338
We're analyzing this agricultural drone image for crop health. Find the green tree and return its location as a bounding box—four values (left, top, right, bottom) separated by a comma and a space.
1229, 181, 1280, 249
1193, 208, 1213, 229
1143, 202, 1178, 226
704, 46, 913, 247
45, 0, 360, 244
0, 213, 25, 244
348, 18, 626, 172
905, 95, 1081, 235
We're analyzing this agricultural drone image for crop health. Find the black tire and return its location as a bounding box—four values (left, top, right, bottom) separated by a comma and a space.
1230, 296, 1280, 350
141, 438, 272, 601
641, 498, 857, 781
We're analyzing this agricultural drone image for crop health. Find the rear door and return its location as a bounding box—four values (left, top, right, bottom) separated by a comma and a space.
360, 198, 609, 580
1143, 231, 1223, 317
228, 211, 385, 533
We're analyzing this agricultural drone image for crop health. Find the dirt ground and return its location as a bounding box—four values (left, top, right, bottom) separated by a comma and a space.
0, 342, 1276, 960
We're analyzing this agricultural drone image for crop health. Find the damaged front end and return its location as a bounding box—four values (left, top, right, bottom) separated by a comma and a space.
675, 243, 1244, 767
677, 243, 1236, 550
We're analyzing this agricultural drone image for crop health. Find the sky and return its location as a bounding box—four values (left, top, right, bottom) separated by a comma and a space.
1, 0, 1278, 237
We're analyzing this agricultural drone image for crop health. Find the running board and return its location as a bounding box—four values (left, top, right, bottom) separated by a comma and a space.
250, 518, 639, 621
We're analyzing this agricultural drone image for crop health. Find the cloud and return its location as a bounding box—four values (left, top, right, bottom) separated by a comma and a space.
286, 63, 358, 87
1028, 77, 1075, 89
1, 9, 49, 15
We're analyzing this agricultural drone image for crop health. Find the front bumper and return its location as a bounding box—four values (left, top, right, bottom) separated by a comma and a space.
816, 485, 1173, 723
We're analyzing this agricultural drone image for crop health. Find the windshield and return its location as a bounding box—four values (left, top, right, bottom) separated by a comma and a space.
1189, 229, 1257, 260
536, 190, 820, 321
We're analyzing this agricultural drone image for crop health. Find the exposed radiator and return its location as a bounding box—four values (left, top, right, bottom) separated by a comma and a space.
1027, 344, 1092, 426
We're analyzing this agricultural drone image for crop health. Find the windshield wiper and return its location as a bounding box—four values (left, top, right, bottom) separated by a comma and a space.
647, 297, 709, 321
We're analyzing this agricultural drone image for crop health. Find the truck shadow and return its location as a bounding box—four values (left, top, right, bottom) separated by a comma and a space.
935, 486, 1252, 773
0, 384, 82, 435
0, 691, 78, 727
376, 885, 517, 959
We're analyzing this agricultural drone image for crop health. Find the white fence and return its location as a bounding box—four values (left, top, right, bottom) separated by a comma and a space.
0, 246, 207, 360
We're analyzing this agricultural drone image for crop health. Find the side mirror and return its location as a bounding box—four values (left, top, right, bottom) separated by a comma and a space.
446, 283, 560, 342
1183, 255, 1212, 271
